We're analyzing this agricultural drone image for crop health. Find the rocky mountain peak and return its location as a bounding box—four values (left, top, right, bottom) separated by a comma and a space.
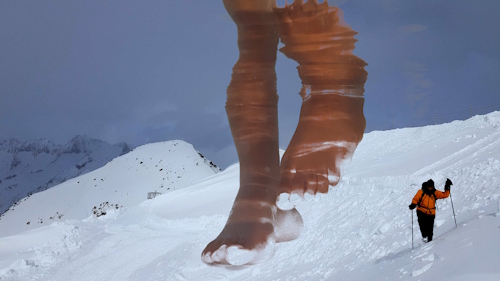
114, 142, 131, 156
19, 138, 58, 156
0, 138, 22, 154
60, 135, 105, 155
0, 136, 129, 157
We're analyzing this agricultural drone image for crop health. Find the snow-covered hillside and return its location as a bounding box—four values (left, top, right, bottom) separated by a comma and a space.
0, 140, 220, 238
0, 136, 130, 214
1, 113, 500, 280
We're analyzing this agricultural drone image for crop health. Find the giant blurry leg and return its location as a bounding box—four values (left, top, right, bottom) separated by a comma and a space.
274, 1, 368, 206
202, 0, 302, 266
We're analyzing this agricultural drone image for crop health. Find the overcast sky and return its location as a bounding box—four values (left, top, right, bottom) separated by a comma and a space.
1, 0, 499, 168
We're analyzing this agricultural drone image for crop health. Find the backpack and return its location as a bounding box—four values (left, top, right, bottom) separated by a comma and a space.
418, 187, 437, 211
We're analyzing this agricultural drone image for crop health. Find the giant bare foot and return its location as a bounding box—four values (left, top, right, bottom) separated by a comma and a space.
202, 0, 303, 265
277, 94, 365, 208
202, 205, 303, 265
275, 1, 367, 208
201, 83, 305, 266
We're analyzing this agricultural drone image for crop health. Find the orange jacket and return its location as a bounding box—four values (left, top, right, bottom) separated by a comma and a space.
412, 189, 450, 215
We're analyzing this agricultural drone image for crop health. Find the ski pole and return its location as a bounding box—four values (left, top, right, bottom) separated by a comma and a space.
411, 210, 414, 250
450, 191, 457, 228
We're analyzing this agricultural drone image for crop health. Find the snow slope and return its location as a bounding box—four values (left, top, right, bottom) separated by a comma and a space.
0, 136, 130, 214
1, 113, 500, 281
0, 140, 219, 238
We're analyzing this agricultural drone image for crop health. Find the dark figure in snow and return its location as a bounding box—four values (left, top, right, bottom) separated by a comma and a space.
409, 179, 452, 242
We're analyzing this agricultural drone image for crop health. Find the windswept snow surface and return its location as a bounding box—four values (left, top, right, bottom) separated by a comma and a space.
1, 113, 500, 280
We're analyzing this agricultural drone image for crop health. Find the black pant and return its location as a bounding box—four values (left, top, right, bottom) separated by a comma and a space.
417, 210, 435, 241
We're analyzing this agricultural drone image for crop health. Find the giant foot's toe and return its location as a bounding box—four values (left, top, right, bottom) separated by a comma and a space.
279, 169, 333, 195
202, 208, 303, 265
276, 189, 328, 210
201, 221, 275, 265
202, 238, 276, 266
277, 153, 341, 209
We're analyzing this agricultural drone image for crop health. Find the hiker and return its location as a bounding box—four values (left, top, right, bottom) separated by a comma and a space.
409, 179, 452, 242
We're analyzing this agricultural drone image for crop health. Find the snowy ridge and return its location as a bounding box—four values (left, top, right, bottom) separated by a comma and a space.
0, 136, 130, 157
0, 136, 130, 214
0, 138, 57, 156
0, 140, 219, 238
0, 113, 500, 280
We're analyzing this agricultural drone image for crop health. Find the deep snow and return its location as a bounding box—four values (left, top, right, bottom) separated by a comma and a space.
0, 113, 500, 280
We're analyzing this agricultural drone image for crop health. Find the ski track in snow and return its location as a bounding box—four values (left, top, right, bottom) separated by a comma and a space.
1, 113, 500, 280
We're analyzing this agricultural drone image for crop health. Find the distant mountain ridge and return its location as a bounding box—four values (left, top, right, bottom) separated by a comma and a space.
0, 136, 130, 157
0, 136, 131, 214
